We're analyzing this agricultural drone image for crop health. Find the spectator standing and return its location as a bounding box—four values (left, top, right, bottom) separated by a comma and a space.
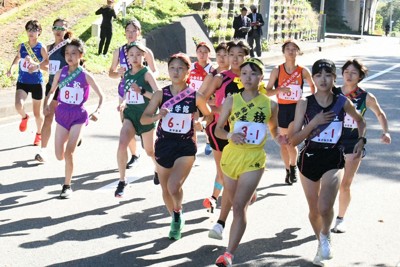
95, 0, 117, 55
233, 6, 251, 39
247, 4, 264, 57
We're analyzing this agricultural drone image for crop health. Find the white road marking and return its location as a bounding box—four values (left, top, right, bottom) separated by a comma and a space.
361, 63, 400, 83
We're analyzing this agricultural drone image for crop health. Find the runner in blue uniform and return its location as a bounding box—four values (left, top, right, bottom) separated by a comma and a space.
7, 20, 49, 146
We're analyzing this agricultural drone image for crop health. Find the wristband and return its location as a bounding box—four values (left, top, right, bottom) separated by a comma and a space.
358, 136, 367, 144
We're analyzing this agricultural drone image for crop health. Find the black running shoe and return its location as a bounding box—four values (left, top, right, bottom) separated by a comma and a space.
126, 155, 139, 169
290, 165, 298, 183
285, 169, 292, 185
115, 181, 127, 198
153, 172, 160, 185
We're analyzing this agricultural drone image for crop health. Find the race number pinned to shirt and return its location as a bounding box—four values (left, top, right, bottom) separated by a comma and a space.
343, 111, 359, 129
190, 76, 203, 91
233, 121, 267, 145
126, 88, 145, 104
20, 58, 39, 73
311, 119, 342, 144
161, 113, 191, 134
59, 81, 84, 105
49, 60, 61, 75
277, 84, 302, 101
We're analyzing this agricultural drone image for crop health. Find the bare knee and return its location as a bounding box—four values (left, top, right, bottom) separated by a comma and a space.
232, 201, 246, 218
308, 208, 320, 221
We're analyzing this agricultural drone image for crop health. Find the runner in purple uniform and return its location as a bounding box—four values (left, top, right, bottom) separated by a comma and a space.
44, 39, 104, 199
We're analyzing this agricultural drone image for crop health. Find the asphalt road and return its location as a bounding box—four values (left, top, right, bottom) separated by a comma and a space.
0, 36, 399, 267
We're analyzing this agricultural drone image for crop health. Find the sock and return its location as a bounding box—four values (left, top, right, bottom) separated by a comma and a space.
173, 209, 181, 222
211, 196, 217, 201
217, 220, 225, 228
337, 216, 343, 220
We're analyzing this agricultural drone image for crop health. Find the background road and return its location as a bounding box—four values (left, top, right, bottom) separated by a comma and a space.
0, 36, 399, 267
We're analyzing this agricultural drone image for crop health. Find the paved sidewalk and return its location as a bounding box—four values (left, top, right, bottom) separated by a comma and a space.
0, 36, 358, 121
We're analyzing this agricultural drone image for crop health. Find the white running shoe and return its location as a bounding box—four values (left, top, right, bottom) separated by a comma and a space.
312, 244, 325, 266
208, 223, 224, 240
332, 217, 346, 233
60, 185, 72, 199
319, 232, 333, 260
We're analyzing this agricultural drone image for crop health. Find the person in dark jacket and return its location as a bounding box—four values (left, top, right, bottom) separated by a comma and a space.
247, 4, 264, 57
232, 6, 251, 39
95, 0, 117, 55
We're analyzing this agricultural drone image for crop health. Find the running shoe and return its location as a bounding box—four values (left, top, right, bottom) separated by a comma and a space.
115, 181, 127, 198
205, 143, 212, 155
168, 215, 185, 240
19, 114, 29, 132
35, 149, 47, 163
208, 223, 224, 240
153, 172, 160, 185
319, 232, 333, 260
285, 169, 292, 185
60, 185, 72, 199
33, 133, 41, 146
312, 244, 325, 266
290, 165, 298, 183
126, 154, 140, 169
203, 196, 217, 213
331, 217, 346, 233
215, 252, 233, 267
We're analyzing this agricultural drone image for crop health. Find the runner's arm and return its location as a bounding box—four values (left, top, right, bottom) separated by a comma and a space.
85, 72, 104, 114
6, 44, 22, 77
144, 47, 159, 78
39, 46, 49, 71
200, 74, 223, 100
268, 100, 279, 140
302, 67, 316, 94
214, 96, 233, 140
140, 90, 164, 124
43, 70, 61, 115
288, 98, 336, 146
196, 92, 211, 117
143, 71, 161, 99
108, 48, 122, 78
366, 92, 391, 143
265, 67, 286, 96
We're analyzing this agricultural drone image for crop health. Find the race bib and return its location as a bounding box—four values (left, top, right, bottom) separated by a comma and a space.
161, 113, 191, 134
343, 111, 359, 129
59, 86, 84, 105
233, 121, 267, 145
278, 84, 302, 101
49, 60, 61, 75
311, 121, 342, 144
20, 59, 39, 73
190, 78, 203, 91
126, 88, 145, 104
